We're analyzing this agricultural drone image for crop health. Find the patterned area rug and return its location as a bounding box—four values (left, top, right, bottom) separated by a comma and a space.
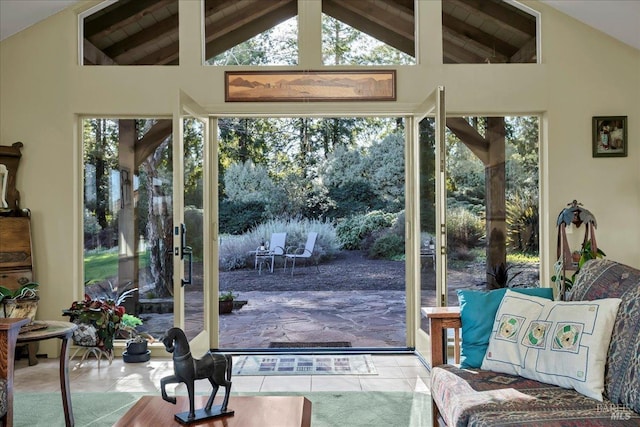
233, 354, 377, 376
268, 341, 352, 348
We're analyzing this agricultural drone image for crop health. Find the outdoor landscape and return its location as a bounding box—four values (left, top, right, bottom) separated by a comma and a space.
81, 16, 541, 349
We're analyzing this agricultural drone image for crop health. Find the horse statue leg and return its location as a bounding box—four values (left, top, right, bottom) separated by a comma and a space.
160, 374, 179, 404
205, 381, 219, 412
185, 379, 197, 420
220, 354, 233, 412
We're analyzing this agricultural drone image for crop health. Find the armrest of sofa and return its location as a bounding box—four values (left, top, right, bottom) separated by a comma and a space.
422, 307, 461, 367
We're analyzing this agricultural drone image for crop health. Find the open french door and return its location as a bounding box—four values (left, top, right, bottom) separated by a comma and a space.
409, 86, 446, 362
172, 91, 213, 354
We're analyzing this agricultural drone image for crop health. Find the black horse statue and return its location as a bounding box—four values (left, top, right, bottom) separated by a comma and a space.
160, 327, 233, 422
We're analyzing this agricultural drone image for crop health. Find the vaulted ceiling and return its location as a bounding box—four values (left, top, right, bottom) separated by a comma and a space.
82, 0, 537, 66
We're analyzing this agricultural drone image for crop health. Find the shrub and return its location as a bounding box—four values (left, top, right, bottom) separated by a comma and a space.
218, 217, 340, 270
368, 233, 404, 259
327, 180, 384, 219
336, 210, 397, 250
446, 207, 484, 249
218, 199, 266, 235
506, 192, 539, 254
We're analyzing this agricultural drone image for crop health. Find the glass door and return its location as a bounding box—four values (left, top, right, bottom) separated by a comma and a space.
82, 117, 176, 346
411, 86, 446, 360
173, 92, 212, 353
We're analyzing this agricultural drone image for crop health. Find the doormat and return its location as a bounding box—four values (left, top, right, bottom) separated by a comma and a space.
233, 354, 377, 376
269, 341, 352, 348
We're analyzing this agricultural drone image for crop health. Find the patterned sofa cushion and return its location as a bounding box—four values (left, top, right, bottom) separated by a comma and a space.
568, 259, 640, 413
0, 378, 7, 417
431, 365, 640, 426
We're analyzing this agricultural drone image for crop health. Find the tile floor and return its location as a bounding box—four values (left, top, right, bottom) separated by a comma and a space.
14, 353, 431, 395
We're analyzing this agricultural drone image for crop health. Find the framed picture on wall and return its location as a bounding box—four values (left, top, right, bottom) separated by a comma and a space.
225, 70, 396, 102
592, 116, 627, 157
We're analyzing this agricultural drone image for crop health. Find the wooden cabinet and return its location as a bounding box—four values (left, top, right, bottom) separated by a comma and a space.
0, 215, 34, 294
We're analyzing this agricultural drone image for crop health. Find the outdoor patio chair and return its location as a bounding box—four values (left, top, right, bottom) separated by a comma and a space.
254, 232, 287, 274
284, 231, 320, 275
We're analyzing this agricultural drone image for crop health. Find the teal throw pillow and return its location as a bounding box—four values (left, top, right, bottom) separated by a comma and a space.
457, 287, 554, 368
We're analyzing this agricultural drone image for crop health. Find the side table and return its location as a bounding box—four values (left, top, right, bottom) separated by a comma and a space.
16, 320, 77, 427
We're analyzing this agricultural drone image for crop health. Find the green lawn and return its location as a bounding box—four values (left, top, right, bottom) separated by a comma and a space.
84, 249, 150, 283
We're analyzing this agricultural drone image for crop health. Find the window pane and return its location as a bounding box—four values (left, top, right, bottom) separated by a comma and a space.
83, 118, 173, 342
321, 12, 415, 65
204, 0, 298, 66
442, 0, 537, 64
82, 0, 179, 66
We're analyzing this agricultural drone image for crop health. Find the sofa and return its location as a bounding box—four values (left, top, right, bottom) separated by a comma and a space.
427, 259, 640, 426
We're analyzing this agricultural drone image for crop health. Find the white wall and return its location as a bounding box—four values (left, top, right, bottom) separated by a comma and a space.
1, 0, 639, 356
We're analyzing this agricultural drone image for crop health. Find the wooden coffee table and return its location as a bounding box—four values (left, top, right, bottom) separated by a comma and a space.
114, 395, 311, 427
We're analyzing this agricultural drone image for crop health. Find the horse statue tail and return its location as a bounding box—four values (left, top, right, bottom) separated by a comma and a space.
225, 354, 233, 381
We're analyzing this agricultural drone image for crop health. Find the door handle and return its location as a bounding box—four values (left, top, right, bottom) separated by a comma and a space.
176, 223, 193, 286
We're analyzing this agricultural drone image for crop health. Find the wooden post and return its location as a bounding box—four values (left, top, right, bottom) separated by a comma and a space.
485, 117, 507, 288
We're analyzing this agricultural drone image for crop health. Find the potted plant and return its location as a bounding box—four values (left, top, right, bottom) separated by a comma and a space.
552, 241, 606, 295
120, 313, 154, 363
62, 294, 125, 352
219, 291, 237, 314
0, 282, 39, 321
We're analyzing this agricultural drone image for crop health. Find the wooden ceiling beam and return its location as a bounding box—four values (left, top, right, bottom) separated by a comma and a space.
132, 41, 179, 66
443, 29, 509, 63
442, 13, 518, 58
83, 39, 117, 65
446, 117, 490, 164
442, 40, 485, 64
105, 14, 178, 59
510, 37, 537, 63
84, 0, 175, 40
135, 120, 172, 167
204, 0, 294, 42
446, 0, 535, 38
335, 0, 414, 39
323, 0, 414, 56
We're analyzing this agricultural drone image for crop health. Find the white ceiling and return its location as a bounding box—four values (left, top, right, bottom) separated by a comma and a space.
0, 0, 639, 50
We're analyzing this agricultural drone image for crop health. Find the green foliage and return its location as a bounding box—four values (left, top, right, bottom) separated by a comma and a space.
366, 134, 405, 209
327, 180, 383, 218
336, 211, 397, 250
219, 291, 237, 301
321, 15, 414, 65
218, 200, 267, 235
487, 262, 523, 289
224, 161, 278, 205
0, 282, 39, 302
209, 18, 298, 66
62, 295, 125, 351
120, 313, 143, 328
368, 233, 404, 259
506, 191, 539, 253
446, 207, 485, 249
551, 241, 606, 292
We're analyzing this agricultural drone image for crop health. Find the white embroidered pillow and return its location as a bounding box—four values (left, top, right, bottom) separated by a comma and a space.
481, 289, 621, 401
